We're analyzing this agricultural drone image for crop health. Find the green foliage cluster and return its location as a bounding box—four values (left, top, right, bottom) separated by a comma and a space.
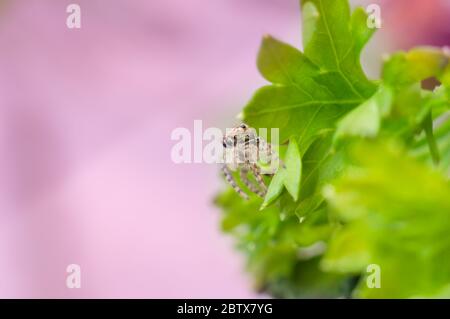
216, 0, 450, 298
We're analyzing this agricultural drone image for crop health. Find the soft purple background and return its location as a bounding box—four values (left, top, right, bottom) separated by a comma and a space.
0, 0, 448, 298
0, 0, 301, 298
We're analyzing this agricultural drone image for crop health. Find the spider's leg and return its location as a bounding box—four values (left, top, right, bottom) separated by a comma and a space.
222, 164, 249, 200
240, 167, 265, 198
259, 139, 285, 174
250, 163, 267, 195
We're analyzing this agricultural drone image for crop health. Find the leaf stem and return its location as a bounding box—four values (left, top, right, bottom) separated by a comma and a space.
424, 112, 440, 165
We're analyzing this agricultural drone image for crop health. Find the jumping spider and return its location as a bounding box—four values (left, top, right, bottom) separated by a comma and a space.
222, 123, 280, 200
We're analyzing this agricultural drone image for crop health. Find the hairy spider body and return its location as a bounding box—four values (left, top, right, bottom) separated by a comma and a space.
222, 124, 279, 200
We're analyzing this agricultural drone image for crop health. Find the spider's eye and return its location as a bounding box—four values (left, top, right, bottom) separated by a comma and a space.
223, 141, 227, 148
240, 124, 248, 129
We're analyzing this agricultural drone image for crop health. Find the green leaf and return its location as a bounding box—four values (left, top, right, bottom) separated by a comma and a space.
442, 61, 450, 86
321, 223, 371, 274
334, 85, 393, 142
299, 132, 344, 200
216, 189, 345, 297
261, 169, 285, 210
383, 47, 450, 87
325, 141, 450, 298
350, 7, 375, 55
301, 1, 319, 49
244, 0, 377, 146
268, 257, 351, 299
216, 0, 450, 299
257, 35, 317, 85
283, 139, 302, 201
301, 0, 376, 96
261, 138, 302, 209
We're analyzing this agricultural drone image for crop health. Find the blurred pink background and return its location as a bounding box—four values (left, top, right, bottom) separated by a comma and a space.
0, 0, 448, 298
